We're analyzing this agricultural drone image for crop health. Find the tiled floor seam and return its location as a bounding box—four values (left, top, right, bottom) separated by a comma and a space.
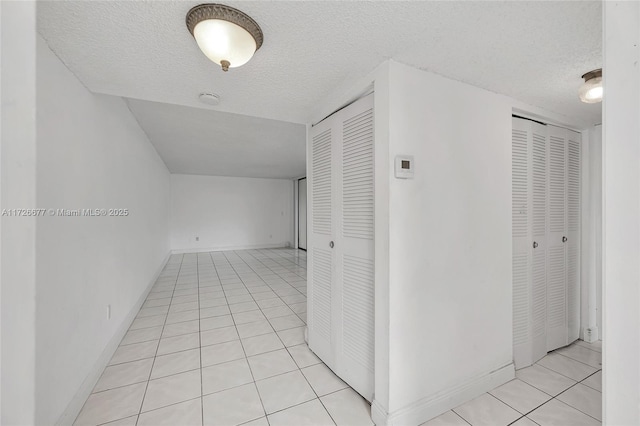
451, 410, 473, 426
227, 249, 307, 424
79, 249, 309, 426
135, 253, 184, 426
197, 254, 204, 426
221, 251, 277, 423
536, 358, 599, 382
225, 251, 303, 341
549, 396, 601, 422
211, 252, 275, 424
554, 351, 602, 370
488, 390, 549, 423
579, 371, 602, 392
548, 377, 602, 422
494, 376, 601, 425
305, 375, 339, 426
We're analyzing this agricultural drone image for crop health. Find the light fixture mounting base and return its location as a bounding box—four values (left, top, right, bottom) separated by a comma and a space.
581, 68, 602, 81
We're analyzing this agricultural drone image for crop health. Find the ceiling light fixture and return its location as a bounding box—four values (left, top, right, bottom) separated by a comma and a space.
579, 68, 603, 103
186, 3, 263, 72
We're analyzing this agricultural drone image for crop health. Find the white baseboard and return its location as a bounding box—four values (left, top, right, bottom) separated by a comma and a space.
582, 326, 599, 343
171, 242, 290, 254
55, 252, 171, 426
371, 362, 515, 426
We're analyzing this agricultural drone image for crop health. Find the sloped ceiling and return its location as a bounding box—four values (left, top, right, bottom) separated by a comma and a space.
126, 99, 306, 178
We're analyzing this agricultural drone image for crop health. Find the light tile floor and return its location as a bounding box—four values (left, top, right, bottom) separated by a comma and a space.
75, 248, 374, 426
423, 340, 602, 426
75, 248, 603, 426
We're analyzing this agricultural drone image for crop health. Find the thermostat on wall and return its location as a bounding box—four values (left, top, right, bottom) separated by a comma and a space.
395, 155, 414, 179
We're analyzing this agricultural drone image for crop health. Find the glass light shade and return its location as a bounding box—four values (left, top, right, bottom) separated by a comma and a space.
193, 19, 257, 69
579, 75, 603, 104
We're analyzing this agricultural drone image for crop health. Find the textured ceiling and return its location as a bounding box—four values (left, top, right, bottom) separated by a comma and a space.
126, 99, 306, 178
37, 1, 602, 177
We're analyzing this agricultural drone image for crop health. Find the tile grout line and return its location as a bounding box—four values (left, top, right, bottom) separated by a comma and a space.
223, 250, 273, 426
485, 390, 546, 425
225, 249, 308, 422
233, 249, 327, 423
134, 253, 185, 426
547, 397, 601, 422
536, 356, 601, 381
242, 250, 306, 326
78, 249, 309, 426
514, 367, 574, 398
493, 373, 601, 424
197, 253, 204, 426
464, 341, 603, 426
75, 258, 183, 425
237, 251, 305, 347
451, 409, 473, 426
551, 346, 602, 370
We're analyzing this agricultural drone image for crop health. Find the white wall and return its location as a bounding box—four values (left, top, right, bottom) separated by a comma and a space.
310, 61, 514, 425
170, 174, 293, 252
603, 1, 640, 424
581, 125, 602, 342
35, 37, 171, 425
377, 61, 514, 423
386, 61, 515, 415
1, 2, 37, 424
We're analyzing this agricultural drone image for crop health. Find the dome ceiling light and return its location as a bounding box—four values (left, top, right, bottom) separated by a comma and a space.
579, 68, 603, 104
186, 3, 263, 72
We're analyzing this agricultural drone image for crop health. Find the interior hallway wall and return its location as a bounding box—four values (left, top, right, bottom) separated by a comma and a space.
0, 2, 37, 424
35, 36, 171, 425
170, 174, 293, 252
603, 1, 640, 424
581, 125, 602, 342
381, 61, 514, 423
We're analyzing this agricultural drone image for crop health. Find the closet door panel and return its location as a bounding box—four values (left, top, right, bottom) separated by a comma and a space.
512, 118, 548, 368
547, 126, 568, 351
337, 94, 375, 401
308, 123, 335, 366
546, 245, 567, 349
512, 118, 532, 368
530, 126, 548, 362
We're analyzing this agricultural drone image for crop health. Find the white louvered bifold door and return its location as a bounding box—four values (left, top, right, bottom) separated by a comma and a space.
530, 122, 549, 364
566, 130, 581, 342
512, 118, 547, 369
512, 118, 533, 369
336, 94, 375, 401
546, 125, 569, 351
512, 118, 581, 367
308, 118, 335, 367
307, 93, 375, 401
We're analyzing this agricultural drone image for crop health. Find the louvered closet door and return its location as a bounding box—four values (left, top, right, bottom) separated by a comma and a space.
566, 130, 581, 342
512, 118, 581, 365
530, 122, 549, 363
512, 118, 547, 368
308, 118, 336, 367
546, 125, 568, 351
512, 118, 532, 368
335, 93, 375, 401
